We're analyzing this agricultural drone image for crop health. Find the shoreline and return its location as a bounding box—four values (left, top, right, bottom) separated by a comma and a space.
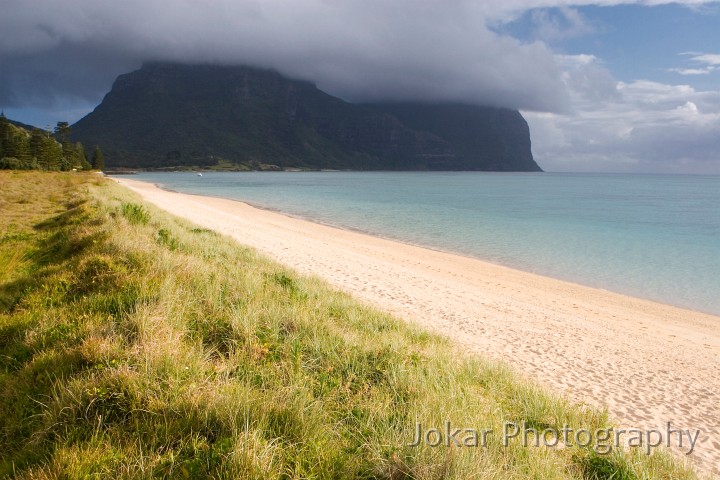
118, 173, 720, 318
116, 177, 720, 475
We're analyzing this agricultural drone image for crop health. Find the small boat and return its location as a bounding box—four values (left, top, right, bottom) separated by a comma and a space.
197, 172, 203, 177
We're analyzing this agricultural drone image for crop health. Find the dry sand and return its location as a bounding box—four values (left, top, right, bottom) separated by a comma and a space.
117, 177, 720, 476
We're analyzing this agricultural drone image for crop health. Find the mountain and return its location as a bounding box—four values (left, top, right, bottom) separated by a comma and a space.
71, 62, 541, 171
364, 103, 536, 171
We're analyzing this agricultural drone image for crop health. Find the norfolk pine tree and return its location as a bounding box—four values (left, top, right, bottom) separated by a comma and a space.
92, 145, 105, 170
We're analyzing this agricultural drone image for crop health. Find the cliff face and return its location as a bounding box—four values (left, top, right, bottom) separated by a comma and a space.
365, 103, 537, 171
71, 62, 541, 171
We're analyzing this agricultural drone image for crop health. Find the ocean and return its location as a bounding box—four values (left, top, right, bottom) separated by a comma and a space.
131, 171, 720, 316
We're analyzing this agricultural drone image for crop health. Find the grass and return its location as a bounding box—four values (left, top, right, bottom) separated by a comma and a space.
0, 171, 699, 478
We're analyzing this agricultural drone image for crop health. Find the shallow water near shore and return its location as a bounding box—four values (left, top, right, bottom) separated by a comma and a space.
131, 171, 720, 316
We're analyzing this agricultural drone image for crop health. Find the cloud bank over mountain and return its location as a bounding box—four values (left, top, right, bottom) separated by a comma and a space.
0, 0, 572, 112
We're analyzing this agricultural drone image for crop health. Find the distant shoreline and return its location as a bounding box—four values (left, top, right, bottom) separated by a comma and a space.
116, 176, 720, 475
114, 171, 720, 317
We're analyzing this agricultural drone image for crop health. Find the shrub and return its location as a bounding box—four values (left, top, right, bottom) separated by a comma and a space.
157, 228, 179, 250
121, 203, 150, 225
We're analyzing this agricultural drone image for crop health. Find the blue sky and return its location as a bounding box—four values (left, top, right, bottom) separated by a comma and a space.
1, 0, 720, 173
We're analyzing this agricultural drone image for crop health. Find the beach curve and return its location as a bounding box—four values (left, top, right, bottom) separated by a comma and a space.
115, 177, 720, 476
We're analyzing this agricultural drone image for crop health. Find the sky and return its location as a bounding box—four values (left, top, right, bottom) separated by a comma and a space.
1, 0, 719, 173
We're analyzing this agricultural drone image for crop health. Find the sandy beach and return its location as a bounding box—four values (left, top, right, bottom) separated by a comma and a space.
116, 177, 720, 476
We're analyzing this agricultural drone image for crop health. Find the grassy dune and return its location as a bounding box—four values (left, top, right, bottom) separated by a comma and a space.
0, 172, 696, 478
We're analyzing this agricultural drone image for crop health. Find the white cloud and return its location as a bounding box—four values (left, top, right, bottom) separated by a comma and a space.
525, 56, 720, 173
669, 52, 720, 75
668, 67, 713, 75
530, 7, 598, 41
689, 53, 720, 66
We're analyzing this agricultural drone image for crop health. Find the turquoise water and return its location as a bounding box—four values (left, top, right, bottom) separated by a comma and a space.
131, 172, 720, 316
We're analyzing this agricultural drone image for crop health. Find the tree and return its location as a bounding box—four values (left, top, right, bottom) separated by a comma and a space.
75, 142, 92, 170
29, 129, 46, 166
91, 145, 105, 170
3, 128, 31, 165
54, 121, 71, 144
54, 121, 76, 170
40, 137, 64, 170
30, 127, 63, 170
0, 113, 10, 158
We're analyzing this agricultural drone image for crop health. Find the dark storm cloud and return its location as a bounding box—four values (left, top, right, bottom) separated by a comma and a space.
0, 0, 571, 112
0, 42, 140, 107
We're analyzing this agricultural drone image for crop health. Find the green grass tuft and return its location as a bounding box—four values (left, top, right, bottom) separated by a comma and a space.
120, 202, 150, 225
157, 227, 180, 250
574, 449, 637, 480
